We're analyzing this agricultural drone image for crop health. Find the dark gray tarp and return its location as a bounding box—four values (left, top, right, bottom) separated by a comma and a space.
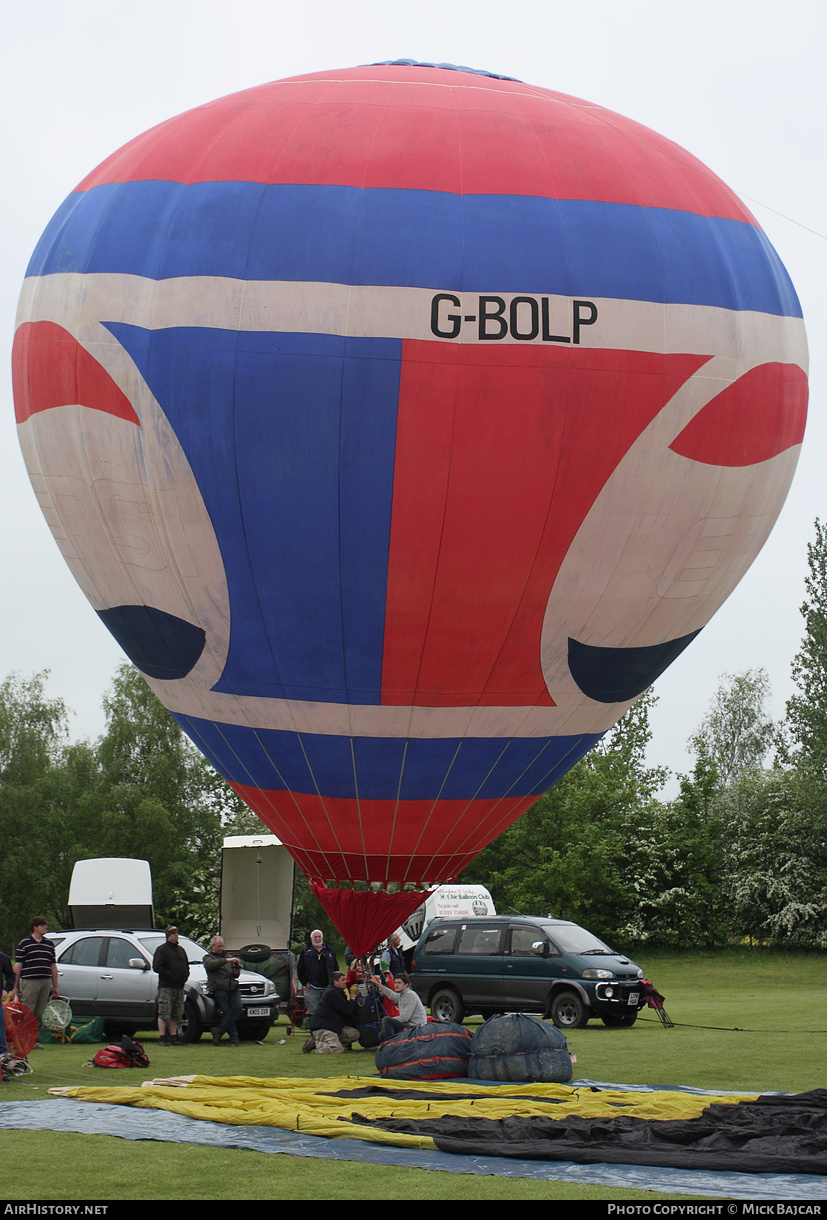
353, 1089, 827, 1175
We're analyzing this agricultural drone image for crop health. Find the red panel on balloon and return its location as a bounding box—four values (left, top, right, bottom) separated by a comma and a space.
230, 784, 537, 883
12, 322, 140, 426
669, 363, 808, 467
74, 69, 755, 221
381, 343, 709, 706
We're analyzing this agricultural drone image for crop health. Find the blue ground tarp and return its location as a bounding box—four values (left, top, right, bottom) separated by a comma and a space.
2, 1088, 826, 1201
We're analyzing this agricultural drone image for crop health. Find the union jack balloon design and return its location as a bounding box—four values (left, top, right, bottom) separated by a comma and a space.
12, 62, 807, 944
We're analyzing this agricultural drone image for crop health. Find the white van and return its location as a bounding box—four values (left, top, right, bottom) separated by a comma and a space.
400, 884, 496, 949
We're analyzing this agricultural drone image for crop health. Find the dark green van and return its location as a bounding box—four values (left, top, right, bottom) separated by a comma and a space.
410, 915, 646, 1028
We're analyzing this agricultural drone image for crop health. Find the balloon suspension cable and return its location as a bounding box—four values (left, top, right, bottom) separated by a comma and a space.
358, 953, 382, 999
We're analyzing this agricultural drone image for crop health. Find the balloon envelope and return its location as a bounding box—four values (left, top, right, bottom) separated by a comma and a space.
13, 63, 807, 941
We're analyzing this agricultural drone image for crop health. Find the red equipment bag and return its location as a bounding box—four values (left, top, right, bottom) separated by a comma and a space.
92, 1035, 150, 1068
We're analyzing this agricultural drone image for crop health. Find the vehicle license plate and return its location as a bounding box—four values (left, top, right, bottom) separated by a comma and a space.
627, 992, 639, 1006
246, 1007, 270, 1017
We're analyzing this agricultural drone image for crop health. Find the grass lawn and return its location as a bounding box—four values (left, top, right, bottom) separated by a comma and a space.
4, 947, 825, 1200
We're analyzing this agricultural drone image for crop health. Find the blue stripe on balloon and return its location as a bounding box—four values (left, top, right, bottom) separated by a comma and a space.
106, 324, 401, 704
173, 714, 602, 800
28, 181, 801, 316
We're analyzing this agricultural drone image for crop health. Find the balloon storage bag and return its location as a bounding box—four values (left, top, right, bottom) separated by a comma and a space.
48, 1016, 105, 1045
469, 1013, 572, 1083
375, 1021, 472, 1080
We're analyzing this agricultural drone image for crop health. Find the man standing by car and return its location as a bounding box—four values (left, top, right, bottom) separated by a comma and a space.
203, 935, 241, 1046
152, 926, 189, 1046
297, 929, 338, 1018
382, 932, 406, 978
12, 917, 58, 1044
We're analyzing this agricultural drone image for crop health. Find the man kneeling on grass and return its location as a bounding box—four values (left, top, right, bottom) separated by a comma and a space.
304, 971, 359, 1054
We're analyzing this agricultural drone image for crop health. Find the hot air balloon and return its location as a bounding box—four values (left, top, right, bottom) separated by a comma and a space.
12, 62, 807, 953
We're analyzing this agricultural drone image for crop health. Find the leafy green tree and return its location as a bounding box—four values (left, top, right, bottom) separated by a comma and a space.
618, 745, 726, 946
0, 670, 69, 783
719, 767, 827, 947
729, 518, 827, 945
0, 672, 75, 950
71, 664, 227, 928
291, 871, 339, 955
784, 518, 827, 778
692, 669, 775, 787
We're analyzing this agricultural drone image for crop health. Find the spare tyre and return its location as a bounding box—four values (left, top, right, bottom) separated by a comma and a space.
469, 1013, 572, 1083
238, 943, 272, 963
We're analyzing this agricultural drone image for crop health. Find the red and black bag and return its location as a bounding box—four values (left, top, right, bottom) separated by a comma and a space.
92, 1035, 150, 1068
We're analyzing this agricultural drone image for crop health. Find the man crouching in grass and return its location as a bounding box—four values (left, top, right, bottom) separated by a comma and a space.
304, 971, 359, 1053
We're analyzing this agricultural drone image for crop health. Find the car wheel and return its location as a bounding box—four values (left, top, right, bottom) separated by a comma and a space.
238, 1020, 271, 1041
602, 1010, 638, 1027
550, 990, 589, 1029
103, 1022, 131, 1039
429, 988, 465, 1024
179, 1001, 203, 1043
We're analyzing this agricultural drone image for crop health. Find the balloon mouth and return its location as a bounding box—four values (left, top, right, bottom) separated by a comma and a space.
309, 880, 433, 958
566, 631, 702, 704
96, 605, 206, 680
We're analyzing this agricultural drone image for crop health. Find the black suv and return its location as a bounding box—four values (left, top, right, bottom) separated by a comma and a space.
410, 915, 646, 1028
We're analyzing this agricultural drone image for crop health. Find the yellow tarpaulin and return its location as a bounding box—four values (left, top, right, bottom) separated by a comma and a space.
49, 1075, 759, 1152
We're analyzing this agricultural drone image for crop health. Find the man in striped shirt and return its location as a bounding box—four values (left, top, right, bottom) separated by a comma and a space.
13, 917, 58, 1043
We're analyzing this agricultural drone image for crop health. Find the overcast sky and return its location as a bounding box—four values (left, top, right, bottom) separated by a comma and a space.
2, 0, 824, 795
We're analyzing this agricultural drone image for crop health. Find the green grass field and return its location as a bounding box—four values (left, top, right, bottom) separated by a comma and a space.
4, 948, 825, 1200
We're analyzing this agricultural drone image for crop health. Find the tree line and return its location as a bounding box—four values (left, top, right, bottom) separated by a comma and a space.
0, 661, 340, 954
3, 523, 827, 955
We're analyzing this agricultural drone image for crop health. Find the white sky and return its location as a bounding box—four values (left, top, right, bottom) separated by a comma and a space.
2, 0, 824, 796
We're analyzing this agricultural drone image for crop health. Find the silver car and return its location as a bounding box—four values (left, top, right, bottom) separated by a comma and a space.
50, 929, 279, 1041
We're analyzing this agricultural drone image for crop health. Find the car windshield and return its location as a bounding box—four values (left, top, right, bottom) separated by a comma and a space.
136, 934, 208, 964
544, 924, 614, 954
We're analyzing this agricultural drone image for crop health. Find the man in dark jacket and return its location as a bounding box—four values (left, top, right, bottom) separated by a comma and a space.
296, 929, 338, 1017
383, 932, 406, 978
203, 935, 242, 1046
307, 972, 359, 1054
152, 926, 189, 1046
